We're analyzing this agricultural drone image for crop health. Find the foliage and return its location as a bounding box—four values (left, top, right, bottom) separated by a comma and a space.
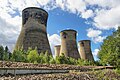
77, 59, 95, 66
0, 46, 4, 60
0, 46, 11, 61
27, 48, 39, 63
55, 53, 69, 64
98, 27, 120, 67
0, 46, 96, 66
11, 49, 27, 62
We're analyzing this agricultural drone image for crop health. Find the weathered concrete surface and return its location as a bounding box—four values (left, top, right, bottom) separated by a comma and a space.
0, 69, 68, 75
60, 29, 80, 59
79, 40, 94, 61
54, 45, 61, 57
14, 7, 51, 54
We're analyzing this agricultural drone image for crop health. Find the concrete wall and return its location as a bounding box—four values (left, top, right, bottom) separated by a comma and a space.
54, 45, 61, 57
0, 69, 68, 75
78, 40, 94, 61
14, 7, 51, 55
60, 29, 80, 59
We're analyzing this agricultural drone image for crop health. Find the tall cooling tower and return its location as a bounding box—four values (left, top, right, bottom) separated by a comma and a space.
14, 7, 52, 55
78, 40, 94, 61
54, 45, 61, 57
60, 29, 80, 59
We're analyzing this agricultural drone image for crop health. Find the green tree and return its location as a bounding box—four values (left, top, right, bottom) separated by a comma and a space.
37, 51, 53, 64
98, 27, 120, 67
11, 49, 26, 62
55, 53, 68, 64
0, 46, 4, 60
3, 46, 9, 61
27, 49, 39, 63
37, 53, 46, 64
49, 57, 56, 64
67, 57, 77, 65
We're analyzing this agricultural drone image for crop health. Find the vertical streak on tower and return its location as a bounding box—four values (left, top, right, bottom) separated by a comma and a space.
14, 7, 52, 55
60, 30, 80, 59
78, 40, 94, 61
54, 45, 61, 57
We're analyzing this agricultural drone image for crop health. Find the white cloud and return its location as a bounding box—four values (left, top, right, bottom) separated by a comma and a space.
81, 10, 94, 19
93, 36, 106, 43
85, 0, 120, 8
56, 0, 66, 10
94, 6, 120, 30
87, 28, 102, 38
36, 0, 50, 6
65, 0, 86, 14
0, 17, 19, 51
92, 49, 99, 61
48, 34, 61, 56
87, 28, 106, 43
92, 49, 99, 56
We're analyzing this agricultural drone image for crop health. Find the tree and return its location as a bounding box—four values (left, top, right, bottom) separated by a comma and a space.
3, 46, 9, 61
98, 27, 120, 67
37, 53, 46, 64
55, 53, 69, 64
27, 49, 39, 63
0, 46, 4, 60
67, 57, 77, 65
11, 49, 27, 62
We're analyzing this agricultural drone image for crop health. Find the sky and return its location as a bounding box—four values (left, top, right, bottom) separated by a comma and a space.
0, 0, 120, 61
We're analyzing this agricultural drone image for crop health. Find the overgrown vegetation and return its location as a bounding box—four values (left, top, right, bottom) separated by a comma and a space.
0, 46, 95, 66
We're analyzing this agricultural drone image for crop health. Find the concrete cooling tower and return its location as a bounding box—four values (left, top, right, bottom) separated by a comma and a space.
54, 45, 61, 57
60, 29, 80, 59
14, 7, 52, 55
78, 40, 94, 61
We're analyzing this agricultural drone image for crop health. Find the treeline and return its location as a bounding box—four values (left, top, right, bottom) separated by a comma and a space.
0, 46, 97, 66
98, 27, 120, 68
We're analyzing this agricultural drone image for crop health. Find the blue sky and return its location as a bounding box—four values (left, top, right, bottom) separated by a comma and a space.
0, 0, 120, 60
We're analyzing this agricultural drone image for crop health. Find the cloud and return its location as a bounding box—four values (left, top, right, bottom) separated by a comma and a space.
65, 0, 86, 14
94, 6, 120, 30
92, 49, 99, 56
81, 10, 94, 19
92, 49, 99, 61
87, 28, 106, 43
87, 28, 102, 37
85, 0, 120, 8
0, 17, 19, 51
48, 34, 61, 56
93, 36, 106, 43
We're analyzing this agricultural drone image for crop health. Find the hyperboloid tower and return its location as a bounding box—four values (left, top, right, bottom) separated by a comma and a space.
60, 29, 80, 59
78, 40, 94, 61
14, 7, 52, 55
54, 45, 61, 57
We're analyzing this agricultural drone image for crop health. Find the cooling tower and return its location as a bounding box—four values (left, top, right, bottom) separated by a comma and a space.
14, 7, 52, 55
60, 29, 80, 59
54, 45, 61, 57
78, 40, 94, 61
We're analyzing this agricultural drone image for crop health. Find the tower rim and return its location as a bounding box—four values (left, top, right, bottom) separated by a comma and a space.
22, 7, 48, 16
54, 45, 61, 47
60, 29, 77, 33
78, 40, 91, 42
